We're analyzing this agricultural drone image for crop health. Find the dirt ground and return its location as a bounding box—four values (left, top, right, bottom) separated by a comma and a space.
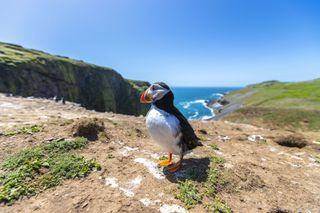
0, 94, 319, 213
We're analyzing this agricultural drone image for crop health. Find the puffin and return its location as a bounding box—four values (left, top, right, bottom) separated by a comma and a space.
140, 82, 202, 172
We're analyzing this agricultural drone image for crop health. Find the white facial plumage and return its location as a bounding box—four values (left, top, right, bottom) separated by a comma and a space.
147, 83, 170, 102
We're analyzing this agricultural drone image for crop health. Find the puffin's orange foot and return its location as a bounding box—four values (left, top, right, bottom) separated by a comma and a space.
158, 159, 173, 166
167, 161, 182, 172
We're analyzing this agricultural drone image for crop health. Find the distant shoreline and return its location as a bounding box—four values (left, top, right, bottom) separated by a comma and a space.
206, 94, 243, 120
172, 87, 241, 120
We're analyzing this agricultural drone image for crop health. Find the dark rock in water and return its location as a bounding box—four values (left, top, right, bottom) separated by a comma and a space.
207, 97, 229, 108
206, 96, 241, 120
0, 42, 150, 115
219, 99, 229, 106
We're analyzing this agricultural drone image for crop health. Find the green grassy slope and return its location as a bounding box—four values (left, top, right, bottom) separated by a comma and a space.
225, 79, 320, 110
223, 79, 320, 130
0, 42, 94, 67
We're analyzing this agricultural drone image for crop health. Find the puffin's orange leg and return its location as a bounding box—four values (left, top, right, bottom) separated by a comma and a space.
167, 154, 183, 172
158, 153, 173, 166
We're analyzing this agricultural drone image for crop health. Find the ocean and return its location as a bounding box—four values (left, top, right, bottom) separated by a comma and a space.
171, 87, 241, 120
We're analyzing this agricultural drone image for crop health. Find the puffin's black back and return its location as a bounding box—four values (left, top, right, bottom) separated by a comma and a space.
153, 82, 202, 152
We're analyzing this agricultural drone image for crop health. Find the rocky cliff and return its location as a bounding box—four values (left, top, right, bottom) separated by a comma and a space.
0, 42, 149, 115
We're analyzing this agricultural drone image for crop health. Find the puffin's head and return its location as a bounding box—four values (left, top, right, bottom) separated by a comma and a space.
140, 82, 174, 104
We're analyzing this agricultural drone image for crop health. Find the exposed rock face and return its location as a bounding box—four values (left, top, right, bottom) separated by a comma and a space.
0, 42, 149, 115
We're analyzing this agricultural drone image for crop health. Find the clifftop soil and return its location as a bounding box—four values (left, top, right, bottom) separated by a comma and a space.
0, 94, 319, 213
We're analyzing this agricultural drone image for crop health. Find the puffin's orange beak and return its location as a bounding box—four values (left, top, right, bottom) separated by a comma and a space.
140, 90, 152, 103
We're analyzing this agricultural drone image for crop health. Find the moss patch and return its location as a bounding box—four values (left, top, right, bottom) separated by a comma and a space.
0, 137, 101, 205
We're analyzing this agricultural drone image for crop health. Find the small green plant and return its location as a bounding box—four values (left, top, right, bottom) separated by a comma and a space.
208, 199, 232, 213
205, 156, 225, 196
175, 155, 230, 211
198, 136, 209, 141
177, 180, 202, 209
210, 156, 225, 165
4, 125, 44, 136
159, 155, 168, 160
0, 137, 100, 205
209, 144, 219, 150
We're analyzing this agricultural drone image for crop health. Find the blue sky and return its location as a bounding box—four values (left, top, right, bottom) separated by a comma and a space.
1, 0, 319, 86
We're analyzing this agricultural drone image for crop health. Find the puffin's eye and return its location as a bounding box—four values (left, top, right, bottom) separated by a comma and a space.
152, 84, 162, 90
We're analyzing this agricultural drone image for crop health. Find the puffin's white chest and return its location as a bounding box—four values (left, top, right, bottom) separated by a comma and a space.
146, 106, 182, 155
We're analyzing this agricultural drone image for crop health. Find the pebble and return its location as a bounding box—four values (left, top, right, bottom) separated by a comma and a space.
218, 135, 230, 142
160, 204, 188, 213
248, 135, 265, 142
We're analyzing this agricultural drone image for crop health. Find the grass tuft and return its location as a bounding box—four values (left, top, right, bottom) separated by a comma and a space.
0, 137, 100, 205
209, 143, 219, 150
177, 180, 202, 209
175, 155, 230, 211
205, 156, 226, 196
4, 125, 44, 136
208, 199, 232, 213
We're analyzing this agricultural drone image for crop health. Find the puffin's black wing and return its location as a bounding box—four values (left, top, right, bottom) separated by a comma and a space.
171, 106, 202, 151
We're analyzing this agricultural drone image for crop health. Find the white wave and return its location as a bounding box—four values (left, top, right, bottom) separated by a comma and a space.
193, 99, 207, 104
181, 102, 191, 109
189, 111, 199, 119
181, 99, 215, 120
212, 93, 224, 97
201, 101, 215, 120
211, 102, 222, 108
200, 115, 214, 120
180, 99, 207, 109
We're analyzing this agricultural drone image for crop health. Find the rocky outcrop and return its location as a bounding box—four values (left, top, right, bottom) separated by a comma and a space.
0, 42, 149, 115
